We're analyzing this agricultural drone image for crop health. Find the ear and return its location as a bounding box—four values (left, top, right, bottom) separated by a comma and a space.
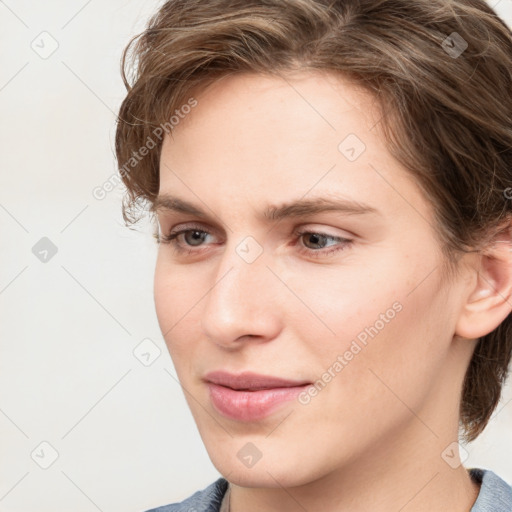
455, 221, 512, 340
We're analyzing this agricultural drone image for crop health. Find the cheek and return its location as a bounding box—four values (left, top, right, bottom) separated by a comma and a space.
153, 253, 199, 317
288, 253, 449, 387
312, 276, 451, 427
279, 259, 403, 354
153, 256, 195, 347
153, 259, 174, 333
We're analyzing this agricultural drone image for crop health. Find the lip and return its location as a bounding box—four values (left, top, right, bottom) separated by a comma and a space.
204, 370, 311, 390
204, 371, 312, 421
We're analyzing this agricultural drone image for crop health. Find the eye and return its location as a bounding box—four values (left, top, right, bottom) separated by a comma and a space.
156, 224, 214, 255
293, 228, 353, 258
156, 224, 353, 258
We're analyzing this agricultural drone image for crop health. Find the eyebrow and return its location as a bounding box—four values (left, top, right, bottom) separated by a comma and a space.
152, 194, 380, 222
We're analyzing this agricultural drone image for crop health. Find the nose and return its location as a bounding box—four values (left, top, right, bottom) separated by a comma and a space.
200, 239, 283, 348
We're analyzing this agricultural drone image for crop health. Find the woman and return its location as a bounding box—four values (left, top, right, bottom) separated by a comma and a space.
115, 0, 512, 510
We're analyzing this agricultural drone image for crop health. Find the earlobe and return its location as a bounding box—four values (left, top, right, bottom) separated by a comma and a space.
455, 222, 512, 340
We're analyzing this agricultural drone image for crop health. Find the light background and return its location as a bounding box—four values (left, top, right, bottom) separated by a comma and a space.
0, 1, 511, 511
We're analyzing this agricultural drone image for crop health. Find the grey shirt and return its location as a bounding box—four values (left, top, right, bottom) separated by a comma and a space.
145, 467, 512, 511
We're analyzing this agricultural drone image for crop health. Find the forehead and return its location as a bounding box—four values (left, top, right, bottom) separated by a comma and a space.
158, 70, 430, 226
167, 70, 382, 150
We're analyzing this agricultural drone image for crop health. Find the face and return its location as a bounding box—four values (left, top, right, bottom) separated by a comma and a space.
153, 70, 472, 487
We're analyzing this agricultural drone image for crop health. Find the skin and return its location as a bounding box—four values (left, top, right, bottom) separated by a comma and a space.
153, 70, 512, 511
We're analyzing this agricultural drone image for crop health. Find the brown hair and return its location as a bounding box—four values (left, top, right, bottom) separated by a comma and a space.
115, 0, 512, 443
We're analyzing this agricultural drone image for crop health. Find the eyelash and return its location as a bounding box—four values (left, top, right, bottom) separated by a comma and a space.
156, 223, 353, 258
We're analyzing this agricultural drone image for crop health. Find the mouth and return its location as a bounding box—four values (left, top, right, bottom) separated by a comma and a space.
204, 370, 311, 390
204, 370, 312, 421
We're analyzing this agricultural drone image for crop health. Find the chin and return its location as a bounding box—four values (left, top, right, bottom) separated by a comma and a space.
207, 443, 322, 489
217, 464, 307, 488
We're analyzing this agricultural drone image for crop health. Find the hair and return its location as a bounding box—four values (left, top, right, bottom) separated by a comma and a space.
114, 0, 512, 443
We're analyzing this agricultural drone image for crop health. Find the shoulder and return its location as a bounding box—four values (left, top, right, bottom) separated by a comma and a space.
469, 467, 512, 512
143, 477, 229, 512
141, 469, 512, 511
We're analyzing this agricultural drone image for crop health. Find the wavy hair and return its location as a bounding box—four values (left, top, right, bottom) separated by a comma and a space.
115, 0, 512, 443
